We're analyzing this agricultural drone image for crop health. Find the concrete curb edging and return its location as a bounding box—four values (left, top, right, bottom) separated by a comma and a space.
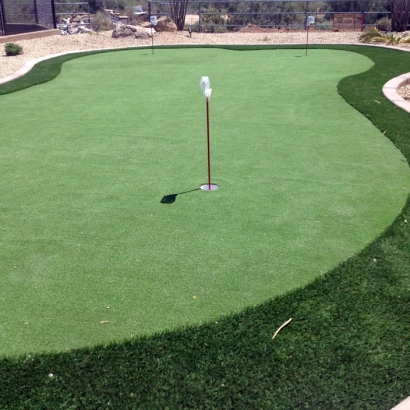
0, 48, 123, 85
383, 72, 410, 114
391, 396, 410, 410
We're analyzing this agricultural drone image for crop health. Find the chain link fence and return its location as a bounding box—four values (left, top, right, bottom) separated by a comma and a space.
0, 0, 56, 36
148, 0, 390, 32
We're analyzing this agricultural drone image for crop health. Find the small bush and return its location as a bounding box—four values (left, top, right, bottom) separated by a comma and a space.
316, 20, 333, 30
189, 23, 201, 33
209, 25, 228, 33
91, 11, 116, 32
376, 17, 391, 31
5, 42, 23, 56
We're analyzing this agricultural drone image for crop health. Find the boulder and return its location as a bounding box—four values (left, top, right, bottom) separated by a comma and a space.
135, 26, 155, 39
112, 24, 135, 38
72, 14, 89, 23
152, 16, 177, 33
112, 24, 155, 39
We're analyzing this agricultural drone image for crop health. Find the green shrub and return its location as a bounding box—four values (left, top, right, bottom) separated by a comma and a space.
91, 11, 115, 31
315, 19, 333, 30
376, 17, 391, 31
5, 42, 23, 56
359, 27, 410, 44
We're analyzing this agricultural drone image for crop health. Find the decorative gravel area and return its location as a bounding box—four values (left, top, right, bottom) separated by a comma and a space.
398, 84, 410, 100
1, 29, 410, 99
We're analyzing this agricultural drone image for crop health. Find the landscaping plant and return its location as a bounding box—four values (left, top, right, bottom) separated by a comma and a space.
4, 42, 23, 56
359, 27, 410, 44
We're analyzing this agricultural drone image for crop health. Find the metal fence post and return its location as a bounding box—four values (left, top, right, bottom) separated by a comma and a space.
362, 0, 367, 29
51, 0, 57, 28
305, 0, 309, 28
199, 1, 201, 32
0, 0, 6, 35
33, 0, 39, 24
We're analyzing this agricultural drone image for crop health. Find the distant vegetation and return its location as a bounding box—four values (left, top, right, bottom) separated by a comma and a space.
360, 26, 410, 43
61, 0, 410, 32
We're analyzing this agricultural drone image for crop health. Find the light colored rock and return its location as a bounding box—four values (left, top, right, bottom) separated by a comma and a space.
152, 16, 177, 33
135, 26, 156, 39
112, 24, 136, 38
72, 14, 89, 23
112, 24, 155, 39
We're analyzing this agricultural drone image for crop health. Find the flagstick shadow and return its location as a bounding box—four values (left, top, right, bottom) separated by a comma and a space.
160, 188, 201, 204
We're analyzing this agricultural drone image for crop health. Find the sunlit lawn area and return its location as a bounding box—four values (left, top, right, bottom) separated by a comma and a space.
0, 45, 409, 409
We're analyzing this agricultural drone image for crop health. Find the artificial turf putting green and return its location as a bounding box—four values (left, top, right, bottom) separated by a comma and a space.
0, 48, 408, 357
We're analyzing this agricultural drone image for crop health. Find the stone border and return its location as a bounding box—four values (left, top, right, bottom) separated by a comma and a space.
391, 396, 410, 410
383, 72, 410, 113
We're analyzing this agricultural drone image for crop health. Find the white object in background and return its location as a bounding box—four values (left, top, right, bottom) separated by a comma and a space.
307, 15, 315, 25
150, 15, 158, 25
200, 76, 212, 100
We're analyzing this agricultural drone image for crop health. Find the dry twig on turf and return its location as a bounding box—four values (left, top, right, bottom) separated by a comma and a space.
272, 318, 292, 340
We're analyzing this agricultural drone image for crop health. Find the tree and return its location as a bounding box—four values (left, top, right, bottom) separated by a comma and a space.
384, 0, 410, 31
88, 0, 104, 14
200, 7, 227, 32
169, 0, 189, 30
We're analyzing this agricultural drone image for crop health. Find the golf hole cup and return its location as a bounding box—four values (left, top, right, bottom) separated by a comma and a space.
200, 77, 218, 191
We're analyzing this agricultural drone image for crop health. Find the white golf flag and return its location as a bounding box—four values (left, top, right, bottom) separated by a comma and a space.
200, 76, 212, 100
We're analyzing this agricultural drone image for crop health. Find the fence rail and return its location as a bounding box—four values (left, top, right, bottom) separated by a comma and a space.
54, 2, 90, 23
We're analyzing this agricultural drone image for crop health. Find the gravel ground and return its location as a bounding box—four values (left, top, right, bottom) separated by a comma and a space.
398, 84, 410, 100
1, 29, 410, 98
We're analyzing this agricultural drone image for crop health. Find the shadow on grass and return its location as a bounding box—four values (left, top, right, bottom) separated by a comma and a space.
160, 188, 201, 204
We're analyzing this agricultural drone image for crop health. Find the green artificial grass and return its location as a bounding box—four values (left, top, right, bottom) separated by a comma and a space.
0, 44, 409, 409
1, 48, 408, 358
